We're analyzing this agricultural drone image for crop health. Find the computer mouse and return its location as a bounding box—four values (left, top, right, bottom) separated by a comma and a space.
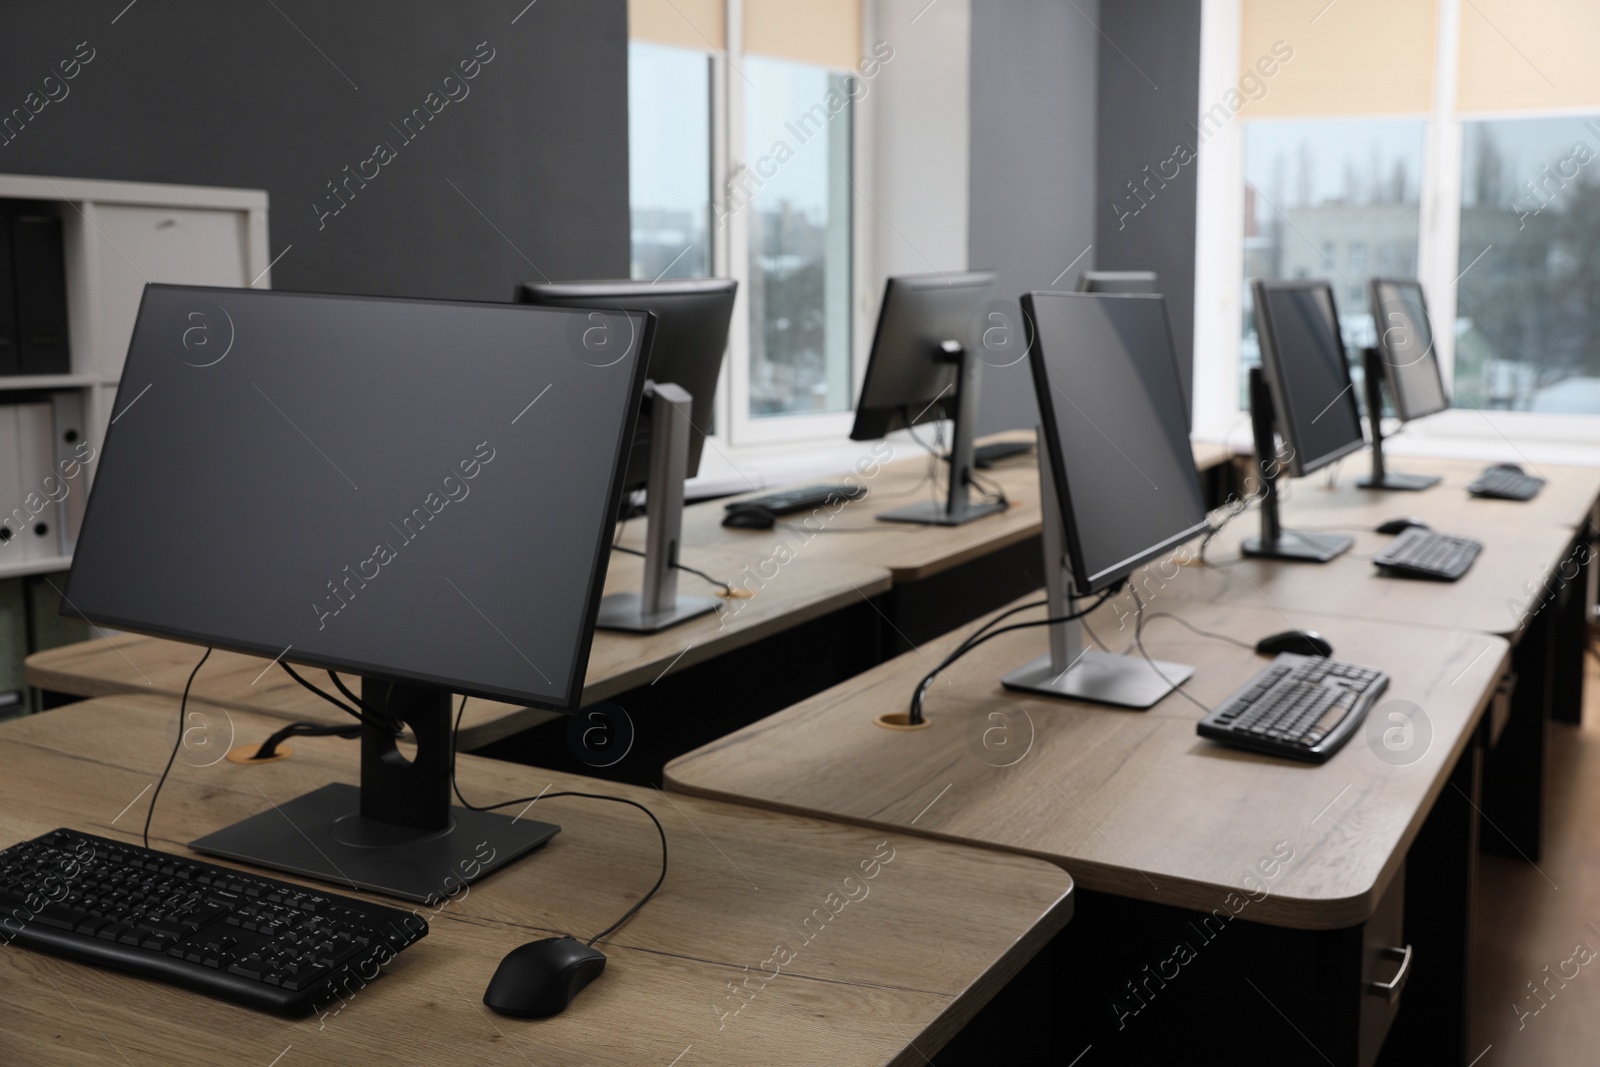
1490, 462, 1525, 475
1255, 630, 1333, 658
722, 504, 777, 530
483, 935, 607, 1018
1375, 517, 1431, 535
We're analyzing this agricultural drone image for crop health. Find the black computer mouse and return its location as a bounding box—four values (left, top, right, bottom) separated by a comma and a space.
1490, 462, 1525, 475
1255, 630, 1333, 658
1375, 517, 1431, 535
483, 936, 607, 1017
722, 504, 778, 530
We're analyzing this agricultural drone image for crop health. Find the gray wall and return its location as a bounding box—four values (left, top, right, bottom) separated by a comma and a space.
1094, 0, 1203, 403
967, 0, 1101, 434
0, 1, 629, 300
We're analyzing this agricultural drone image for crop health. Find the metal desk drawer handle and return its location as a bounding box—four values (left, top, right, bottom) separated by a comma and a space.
1367, 944, 1412, 1004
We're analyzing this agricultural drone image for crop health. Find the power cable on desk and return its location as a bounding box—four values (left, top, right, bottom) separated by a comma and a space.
907, 588, 1114, 725
449, 697, 667, 948
144, 647, 211, 850
610, 544, 733, 597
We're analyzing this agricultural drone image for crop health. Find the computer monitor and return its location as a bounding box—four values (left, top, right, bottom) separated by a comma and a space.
1077, 270, 1159, 295
1245, 279, 1364, 562
1358, 277, 1446, 490
851, 271, 1002, 526
63, 284, 653, 902
1001, 291, 1208, 708
518, 278, 736, 632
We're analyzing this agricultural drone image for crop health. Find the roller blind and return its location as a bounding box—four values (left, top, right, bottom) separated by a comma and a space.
744, 0, 862, 69
1238, 0, 1436, 117
1457, 0, 1600, 112
629, 0, 726, 51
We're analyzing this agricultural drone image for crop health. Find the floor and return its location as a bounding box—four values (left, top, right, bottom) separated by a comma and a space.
1469, 655, 1600, 1063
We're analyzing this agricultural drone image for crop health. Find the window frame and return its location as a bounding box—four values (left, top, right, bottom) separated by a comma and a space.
1194, 0, 1600, 448
630, 0, 876, 454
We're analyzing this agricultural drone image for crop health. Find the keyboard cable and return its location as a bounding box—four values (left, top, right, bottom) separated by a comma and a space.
144, 647, 212, 850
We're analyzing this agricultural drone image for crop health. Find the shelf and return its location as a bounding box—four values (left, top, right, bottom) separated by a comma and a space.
0, 555, 71, 581
0, 375, 99, 393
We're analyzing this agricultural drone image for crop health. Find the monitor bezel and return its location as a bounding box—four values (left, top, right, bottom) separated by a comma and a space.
63, 282, 654, 714
1368, 276, 1449, 423
1023, 290, 1211, 597
1251, 278, 1367, 479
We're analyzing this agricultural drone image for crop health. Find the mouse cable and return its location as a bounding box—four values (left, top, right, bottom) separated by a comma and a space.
145, 647, 212, 850
279, 661, 400, 733
610, 544, 732, 597
449, 697, 667, 948
1137, 611, 1256, 651
908, 588, 1115, 725
1129, 588, 1213, 716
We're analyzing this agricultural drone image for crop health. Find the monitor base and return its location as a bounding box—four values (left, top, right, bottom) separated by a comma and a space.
1241, 530, 1353, 562
876, 500, 1006, 527
594, 591, 721, 633
1001, 649, 1192, 710
1356, 471, 1441, 491
189, 782, 560, 904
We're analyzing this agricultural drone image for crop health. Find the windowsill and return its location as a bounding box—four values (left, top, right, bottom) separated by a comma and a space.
1196, 408, 1600, 470
684, 433, 915, 500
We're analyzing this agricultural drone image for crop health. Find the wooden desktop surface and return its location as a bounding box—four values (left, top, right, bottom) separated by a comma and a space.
622, 434, 1234, 585
1185, 461, 1594, 639
0, 694, 1072, 1067
667, 593, 1506, 930
25, 549, 892, 750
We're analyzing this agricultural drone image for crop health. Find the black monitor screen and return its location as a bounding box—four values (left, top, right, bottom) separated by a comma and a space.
1253, 281, 1366, 476
1025, 292, 1209, 594
64, 285, 649, 711
519, 278, 735, 492
1370, 278, 1448, 422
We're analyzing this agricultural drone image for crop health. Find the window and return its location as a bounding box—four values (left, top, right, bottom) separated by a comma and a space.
1239, 119, 1424, 406
628, 42, 712, 281
743, 56, 854, 417
627, 0, 865, 447
1457, 116, 1600, 412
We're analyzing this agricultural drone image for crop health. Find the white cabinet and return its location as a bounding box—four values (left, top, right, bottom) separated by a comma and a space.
0, 174, 270, 578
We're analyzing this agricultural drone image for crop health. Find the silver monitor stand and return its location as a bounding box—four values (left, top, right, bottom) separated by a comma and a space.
1001, 429, 1192, 709
595, 382, 721, 632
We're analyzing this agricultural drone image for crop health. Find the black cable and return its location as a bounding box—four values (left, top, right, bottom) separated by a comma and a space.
327, 671, 387, 724
449, 697, 667, 948
250, 720, 362, 761
908, 589, 1115, 724
145, 647, 211, 850
611, 544, 732, 596
279, 661, 396, 733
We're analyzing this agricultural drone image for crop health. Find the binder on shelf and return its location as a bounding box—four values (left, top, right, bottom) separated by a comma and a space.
12, 212, 71, 376
49, 391, 86, 555
0, 210, 18, 375
0, 405, 26, 562
13, 401, 59, 564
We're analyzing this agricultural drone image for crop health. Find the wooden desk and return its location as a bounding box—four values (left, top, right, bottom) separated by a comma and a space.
667, 595, 1503, 928
667, 594, 1505, 1063
629, 435, 1234, 586
25, 550, 892, 751
0, 695, 1072, 1067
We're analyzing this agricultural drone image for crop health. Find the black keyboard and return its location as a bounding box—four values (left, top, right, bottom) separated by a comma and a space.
1373, 527, 1482, 581
1468, 465, 1544, 501
1197, 653, 1388, 763
0, 829, 426, 1015
724, 482, 865, 516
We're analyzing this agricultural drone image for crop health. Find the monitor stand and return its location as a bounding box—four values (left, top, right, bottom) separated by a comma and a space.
1240, 367, 1354, 563
878, 341, 1007, 527
596, 381, 721, 632
1354, 346, 1439, 491
189, 679, 559, 904
1001, 429, 1191, 709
